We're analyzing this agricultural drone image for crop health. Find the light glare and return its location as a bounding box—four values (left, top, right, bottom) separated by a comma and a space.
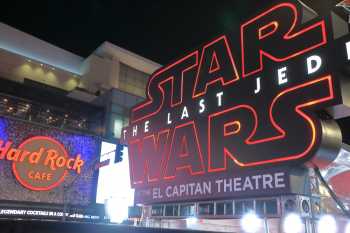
345, 221, 350, 233
283, 213, 303, 233
317, 215, 337, 233
186, 217, 198, 227
241, 212, 262, 233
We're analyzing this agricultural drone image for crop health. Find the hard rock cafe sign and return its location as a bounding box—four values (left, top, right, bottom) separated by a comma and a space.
0, 136, 84, 191
122, 0, 350, 204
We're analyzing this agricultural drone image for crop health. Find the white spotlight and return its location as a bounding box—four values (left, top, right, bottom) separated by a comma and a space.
186, 217, 198, 227
241, 212, 262, 233
317, 215, 337, 233
345, 221, 350, 233
282, 213, 304, 233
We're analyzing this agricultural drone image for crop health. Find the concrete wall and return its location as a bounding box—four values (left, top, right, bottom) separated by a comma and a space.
0, 23, 83, 74
0, 48, 79, 91
0, 23, 161, 99
79, 54, 120, 93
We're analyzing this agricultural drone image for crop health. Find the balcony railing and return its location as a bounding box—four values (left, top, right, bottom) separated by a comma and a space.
0, 93, 103, 135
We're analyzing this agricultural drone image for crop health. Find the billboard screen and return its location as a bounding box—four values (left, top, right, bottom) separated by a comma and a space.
96, 141, 134, 223
0, 116, 99, 205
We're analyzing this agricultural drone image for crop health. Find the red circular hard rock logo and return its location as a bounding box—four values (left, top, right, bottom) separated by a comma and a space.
9, 136, 84, 191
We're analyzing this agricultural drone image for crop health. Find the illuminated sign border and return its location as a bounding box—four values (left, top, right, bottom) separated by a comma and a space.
12, 136, 69, 191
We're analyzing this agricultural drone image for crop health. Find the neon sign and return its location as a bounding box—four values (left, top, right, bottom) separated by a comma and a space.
122, 0, 350, 202
0, 136, 84, 191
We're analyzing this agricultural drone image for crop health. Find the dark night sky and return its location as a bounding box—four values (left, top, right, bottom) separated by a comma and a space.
0, 0, 337, 65
3, 0, 350, 141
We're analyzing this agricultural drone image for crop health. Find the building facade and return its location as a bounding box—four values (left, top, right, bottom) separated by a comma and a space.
0, 22, 160, 140
0, 22, 160, 222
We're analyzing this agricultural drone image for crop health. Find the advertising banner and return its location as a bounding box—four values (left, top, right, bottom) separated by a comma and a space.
0, 207, 101, 221
122, 0, 350, 204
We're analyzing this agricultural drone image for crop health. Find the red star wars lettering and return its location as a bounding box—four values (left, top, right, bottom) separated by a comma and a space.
122, 0, 347, 192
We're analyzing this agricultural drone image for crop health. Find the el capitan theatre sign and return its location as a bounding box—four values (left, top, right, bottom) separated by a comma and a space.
122, 0, 350, 204
0, 136, 84, 191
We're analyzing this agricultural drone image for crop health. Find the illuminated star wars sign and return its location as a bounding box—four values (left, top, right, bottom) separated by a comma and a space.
122, 0, 350, 202
0, 136, 84, 191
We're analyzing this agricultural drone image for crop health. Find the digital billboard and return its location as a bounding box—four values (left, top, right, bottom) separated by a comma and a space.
122, 0, 350, 204
96, 141, 134, 223
0, 116, 99, 205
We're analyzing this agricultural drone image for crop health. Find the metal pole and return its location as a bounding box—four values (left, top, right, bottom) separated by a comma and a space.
263, 202, 269, 233
62, 185, 66, 222
264, 217, 270, 233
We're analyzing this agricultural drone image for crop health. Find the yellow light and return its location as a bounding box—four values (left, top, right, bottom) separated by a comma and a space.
65, 78, 78, 90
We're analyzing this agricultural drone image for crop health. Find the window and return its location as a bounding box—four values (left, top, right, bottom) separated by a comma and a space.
112, 114, 129, 138
151, 206, 163, 217
243, 200, 254, 213
235, 201, 244, 216
235, 200, 253, 216
123, 117, 129, 127
165, 205, 178, 217
165, 205, 173, 216
198, 203, 214, 216
216, 202, 225, 215
256, 200, 265, 216
265, 199, 278, 215
113, 118, 123, 138
179, 204, 195, 217
256, 199, 278, 216
174, 205, 179, 216
216, 202, 233, 216
225, 202, 233, 215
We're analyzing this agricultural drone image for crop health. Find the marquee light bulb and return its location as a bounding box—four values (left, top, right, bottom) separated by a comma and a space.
241, 212, 262, 233
317, 215, 337, 233
282, 213, 303, 233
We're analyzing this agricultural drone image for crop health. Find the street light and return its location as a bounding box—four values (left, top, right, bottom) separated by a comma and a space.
282, 213, 303, 233
241, 212, 262, 233
317, 215, 337, 233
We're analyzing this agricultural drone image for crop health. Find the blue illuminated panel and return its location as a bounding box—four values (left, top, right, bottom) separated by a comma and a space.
0, 116, 99, 205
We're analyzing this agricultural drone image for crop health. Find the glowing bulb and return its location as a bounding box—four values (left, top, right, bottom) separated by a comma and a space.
283, 213, 303, 233
241, 212, 262, 233
317, 215, 337, 233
